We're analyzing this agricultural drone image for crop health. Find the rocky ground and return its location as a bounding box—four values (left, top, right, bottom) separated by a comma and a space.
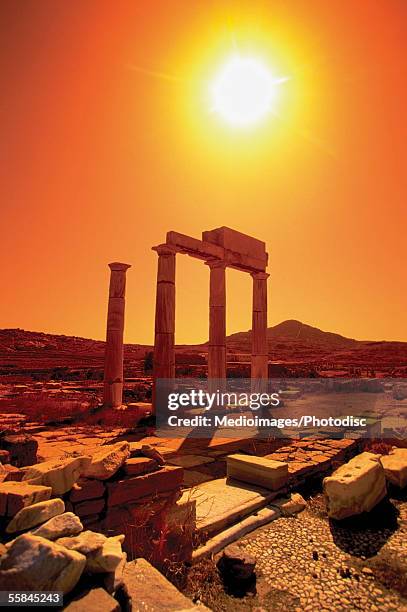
208, 492, 407, 612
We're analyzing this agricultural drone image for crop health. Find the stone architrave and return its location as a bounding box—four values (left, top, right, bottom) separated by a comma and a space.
152, 228, 269, 413
103, 262, 131, 408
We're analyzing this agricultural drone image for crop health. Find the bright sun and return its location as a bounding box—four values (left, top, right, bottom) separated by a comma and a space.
211, 55, 279, 127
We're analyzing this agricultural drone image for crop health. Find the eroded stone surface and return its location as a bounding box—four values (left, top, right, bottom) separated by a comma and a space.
57, 531, 125, 573
64, 587, 120, 612
21, 456, 91, 495
323, 452, 387, 520
122, 558, 205, 611
6, 498, 65, 533
123, 457, 158, 477
106, 466, 183, 506
31, 512, 83, 540
82, 442, 130, 480
380, 448, 407, 489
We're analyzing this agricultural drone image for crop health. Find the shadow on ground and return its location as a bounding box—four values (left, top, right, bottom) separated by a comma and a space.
329, 497, 400, 558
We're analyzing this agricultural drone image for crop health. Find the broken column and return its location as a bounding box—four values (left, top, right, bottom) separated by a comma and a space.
152, 245, 177, 412
251, 271, 269, 380
206, 259, 227, 380
103, 262, 131, 408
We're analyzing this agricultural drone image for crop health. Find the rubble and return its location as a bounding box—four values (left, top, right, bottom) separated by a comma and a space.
21, 456, 91, 495
0, 534, 86, 594
82, 442, 130, 480
31, 512, 84, 540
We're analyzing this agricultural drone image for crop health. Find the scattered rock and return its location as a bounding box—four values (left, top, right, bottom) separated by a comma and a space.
31, 512, 83, 540
323, 452, 387, 519
218, 543, 256, 581
141, 444, 166, 466
103, 552, 127, 594
82, 442, 130, 480
6, 498, 65, 533
21, 456, 91, 495
0, 533, 86, 594
57, 531, 125, 573
277, 493, 307, 516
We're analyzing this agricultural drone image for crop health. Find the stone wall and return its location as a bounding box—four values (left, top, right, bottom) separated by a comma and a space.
0, 440, 203, 610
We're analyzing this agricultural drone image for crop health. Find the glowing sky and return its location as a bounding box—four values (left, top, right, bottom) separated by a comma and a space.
1, 0, 406, 344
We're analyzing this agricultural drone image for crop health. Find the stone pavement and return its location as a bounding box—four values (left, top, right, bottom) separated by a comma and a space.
238, 494, 407, 611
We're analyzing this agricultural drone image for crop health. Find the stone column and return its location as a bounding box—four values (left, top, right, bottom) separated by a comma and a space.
152, 245, 177, 412
251, 271, 269, 380
206, 259, 227, 380
103, 262, 131, 408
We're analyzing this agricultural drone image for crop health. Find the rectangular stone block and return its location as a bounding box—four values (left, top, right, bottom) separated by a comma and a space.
74, 498, 105, 518
166, 231, 224, 260
69, 478, 106, 503
203, 226, 267, 261
123, 457, 159, 477
122, 559, 208, 611
227, 454, 288, 491
0, 481, 52, 517
106, 466, 183, 507
323, 452, 387, 519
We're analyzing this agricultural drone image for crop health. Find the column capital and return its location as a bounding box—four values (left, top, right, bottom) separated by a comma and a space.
251, 271, 269, 280
152, 243, 179, 257
108, 262, 131, 272
205, 258, 226, 269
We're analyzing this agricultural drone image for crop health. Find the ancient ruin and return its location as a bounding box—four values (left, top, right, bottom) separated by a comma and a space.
103, 262, 131, 408
152, 227, 269, 408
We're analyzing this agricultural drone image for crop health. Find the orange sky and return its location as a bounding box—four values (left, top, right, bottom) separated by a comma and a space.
1, 0, 406, 344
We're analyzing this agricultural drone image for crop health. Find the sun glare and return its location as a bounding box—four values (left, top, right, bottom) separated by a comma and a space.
210, 55, 280, 127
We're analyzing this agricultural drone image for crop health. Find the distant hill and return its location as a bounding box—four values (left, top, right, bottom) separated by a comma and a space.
0, 321, 406, 370
227, 319, 358, 351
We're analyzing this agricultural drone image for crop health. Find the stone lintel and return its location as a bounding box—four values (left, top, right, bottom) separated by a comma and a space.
164, 231, 268, 273
203, 226, 267, 261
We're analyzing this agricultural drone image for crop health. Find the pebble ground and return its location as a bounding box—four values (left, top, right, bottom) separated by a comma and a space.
239, 494, 407, 612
